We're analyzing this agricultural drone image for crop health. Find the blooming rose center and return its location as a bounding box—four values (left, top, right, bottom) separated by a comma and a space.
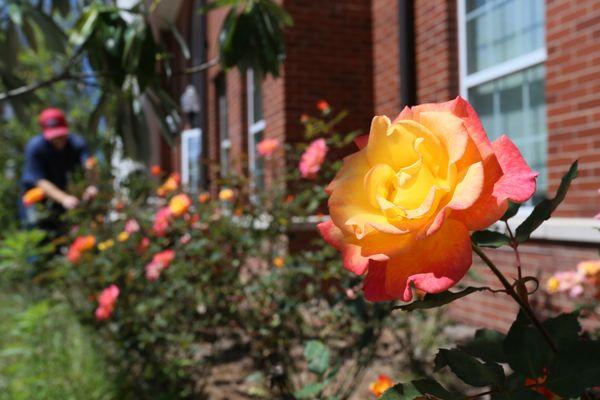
358, 120, 459, 237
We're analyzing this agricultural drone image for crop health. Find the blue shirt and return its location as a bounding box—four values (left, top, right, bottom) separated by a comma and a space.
21, 133, 90, 191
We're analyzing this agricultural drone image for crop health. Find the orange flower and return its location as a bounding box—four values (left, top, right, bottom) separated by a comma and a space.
219, 188, 235, 202
257, 138, 280, 157
317, 99, 330, 113
157, 173, 180, 197
198, 192, 210, 203
525, 373, 560, 400
169, 193, 192, 217
273, 256, 285, 268
67, 235, 96, 264
233, 207, 243, 216
369, 375, 393, 397
22, 187, 45, 207
85, 157, 98, 169
117, 231, 130, 242
151, 165, 162, 176
319, 97, 538, 302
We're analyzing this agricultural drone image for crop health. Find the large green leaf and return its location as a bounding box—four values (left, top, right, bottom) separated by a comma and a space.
434, 349, 505, 387
546, 341, 600, 397
503, 312, 554, 377
303, 340, 329, 375
515, 161, 578, 242
459, 328, 506, 364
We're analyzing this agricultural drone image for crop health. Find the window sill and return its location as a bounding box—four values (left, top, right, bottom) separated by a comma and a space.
289, 215, 600, 245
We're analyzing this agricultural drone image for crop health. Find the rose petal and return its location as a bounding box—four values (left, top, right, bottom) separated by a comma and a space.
492, 135, 538, 203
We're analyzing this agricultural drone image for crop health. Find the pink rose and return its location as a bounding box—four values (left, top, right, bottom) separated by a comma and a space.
299, 138, 328, 179
153, 207, 172, 236
145, 262, 162, 281
125, 219, 140, 234
95, 284, 119, 320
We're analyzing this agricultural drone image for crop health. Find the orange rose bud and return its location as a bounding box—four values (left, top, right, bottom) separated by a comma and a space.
85, 157, 98, 169
316, 99, 330, 113
23, 187, 45, 207
273, 256, 285, 268
151, 165, 162, 176
369, 375, 393, 397
198, 192, 210, 203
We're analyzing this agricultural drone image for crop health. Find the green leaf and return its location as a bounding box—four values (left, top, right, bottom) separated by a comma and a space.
435, 349, 505, 387
394, 287, 485, 311
28, 9, 67, 53
8, 4, 24, 26
459, 328, 506, 364
503, 312, 553, 377
294, 382, 327, 399
70, 8, 100, 47
379, 383, 419, 400
546, 341, 600, 397
471, 230, 511, 248
515, 161, 578, 242
501, 201, 521, 221
166, 21, 190, 60
412, 378, 462, 400
303, 340, 329, 375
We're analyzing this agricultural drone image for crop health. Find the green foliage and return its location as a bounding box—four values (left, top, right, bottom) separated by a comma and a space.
0, 290, 115, 400
515, 161, 578, 242
215, 0, 292, 77
0, 229, 54, 274
304, 340, 330, 375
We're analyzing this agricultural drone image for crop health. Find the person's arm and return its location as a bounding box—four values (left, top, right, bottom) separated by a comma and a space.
74, 135, 98, 201
37, 179, 79, 209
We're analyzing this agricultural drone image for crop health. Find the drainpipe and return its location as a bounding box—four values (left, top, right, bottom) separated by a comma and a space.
193, 0, 208, 188
398, 0, 416, 107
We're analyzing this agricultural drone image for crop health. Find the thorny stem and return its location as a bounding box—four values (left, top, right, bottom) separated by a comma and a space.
471, 243, 558, 354
504, 221, 523, 281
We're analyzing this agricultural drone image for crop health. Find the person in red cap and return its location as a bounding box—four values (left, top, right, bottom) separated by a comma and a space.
20, 107, 97, 229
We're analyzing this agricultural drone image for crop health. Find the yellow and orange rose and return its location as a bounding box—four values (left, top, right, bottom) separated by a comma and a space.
169, 193, 192, 217
319, 97, 537, 302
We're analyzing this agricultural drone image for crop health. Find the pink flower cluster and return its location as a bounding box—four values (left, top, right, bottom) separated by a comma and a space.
95, 284, 120, 320
145, 249, 176, 281
257, 138, 280, 157
299, 138, 328, 179
546, 260, 600, 298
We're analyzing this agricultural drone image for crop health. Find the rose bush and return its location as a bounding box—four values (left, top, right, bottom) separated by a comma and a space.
319, 97, 538, 302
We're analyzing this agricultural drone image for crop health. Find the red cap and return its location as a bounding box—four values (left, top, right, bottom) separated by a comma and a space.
39, 108, 69, 140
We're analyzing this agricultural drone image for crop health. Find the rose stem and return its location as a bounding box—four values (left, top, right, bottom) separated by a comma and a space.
471, 243, 557, 354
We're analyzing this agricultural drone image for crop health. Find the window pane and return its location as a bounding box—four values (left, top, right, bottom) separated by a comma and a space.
466, 0, 545, 74
468, 64, 547, 197
217, 77, 229, 177
252, 70, 263, 123
253, 130, 265, 191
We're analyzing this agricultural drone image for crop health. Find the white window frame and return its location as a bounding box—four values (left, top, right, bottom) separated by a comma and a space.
180, 128, 202, 190
457, 0, 548, 98
217, 78, 231, 178
246, 69, 265, 189
457, 0, 547, 214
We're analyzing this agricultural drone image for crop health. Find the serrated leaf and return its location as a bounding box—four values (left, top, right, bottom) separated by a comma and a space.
471, 230, 510, 248
515, 161, 578, 242
434, 349, 505, 387
303, 340, 329, 375
379, 383, 418, 400
412, 378, 462, 400
503, 312, 553, 377
546, 341, 600, 397
394, 287, 485, 311
459, 328, 506, 363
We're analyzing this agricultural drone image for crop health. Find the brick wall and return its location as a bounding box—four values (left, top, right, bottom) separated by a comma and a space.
282, 0, 374, 143
546, 0, 600, 217
414, 0, 459, 103
372, 0, 400, 118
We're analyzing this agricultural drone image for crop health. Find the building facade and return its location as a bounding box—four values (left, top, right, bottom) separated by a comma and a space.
155, 0, 600, 330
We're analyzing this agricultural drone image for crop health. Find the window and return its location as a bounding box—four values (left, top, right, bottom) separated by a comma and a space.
216, 76, 230, 178
181, 128, 202, 192
247, 69, 265, 191
459, 0, 547, 201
